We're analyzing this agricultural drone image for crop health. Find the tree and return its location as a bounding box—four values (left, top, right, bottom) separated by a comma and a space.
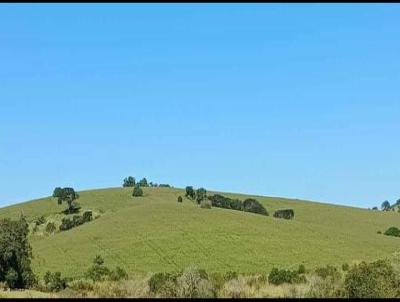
132, 185, 144, 197
185, 186, 195, 200
138, 178, 148, 187
381, 200, 391, 211
123, 176, 136, 187
372, 206, 378, 210
84, 255, 110, 282
52, 187, 63, 198
196, 188, 207, 204
57, 187, 79, 214
177, 196, 183, 203
0, 215, 36, 289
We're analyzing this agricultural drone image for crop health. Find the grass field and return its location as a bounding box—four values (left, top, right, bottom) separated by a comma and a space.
0, 187, 399, 279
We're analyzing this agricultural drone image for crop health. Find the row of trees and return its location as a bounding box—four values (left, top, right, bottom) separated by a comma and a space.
185, 186, 207, 204
123, 176, 171, 188
379, 199, 400, 211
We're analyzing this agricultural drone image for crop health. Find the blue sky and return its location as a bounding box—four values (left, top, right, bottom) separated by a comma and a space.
1, 4, 399, 208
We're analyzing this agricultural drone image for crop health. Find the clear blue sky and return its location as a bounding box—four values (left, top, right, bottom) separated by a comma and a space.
1, 4, 399, 208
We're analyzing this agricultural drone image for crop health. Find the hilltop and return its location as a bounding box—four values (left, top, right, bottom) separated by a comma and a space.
0, 186, 399, 279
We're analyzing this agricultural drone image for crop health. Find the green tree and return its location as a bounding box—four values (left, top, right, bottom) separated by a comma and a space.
84, 255, 111, 282
132, 185, 144, 197
381, 200, 391, 211
123, 176, 136, 187
52, 187, 63, 198
196, 188, 207, 204
56, 187, 79, 214
185, 186, 196, 200
0, 215, 36, 289
138, 178, 149, 187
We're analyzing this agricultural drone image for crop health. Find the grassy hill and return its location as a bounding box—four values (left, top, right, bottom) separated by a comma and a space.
0, 187, 399, 279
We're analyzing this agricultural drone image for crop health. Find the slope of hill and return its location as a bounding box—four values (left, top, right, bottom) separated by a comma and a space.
0, 187, 399, 279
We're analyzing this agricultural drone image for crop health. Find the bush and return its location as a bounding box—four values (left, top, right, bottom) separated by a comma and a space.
148, 272, 179, 295
342, 263, 350, 271
315, 265, 340, 280
176, 267, 214, 298
59, 217, 75, 231
109, 267, 128, 281
5, 268, 18, 289
45, 222, 56, 234
43, 271, 68, 292
82, 210, 93, 223
298, 264, 306, 274
344, 259, 400, 298
196, 188, 207, 204
85, 255, 111, 282
177, 196, 183, 203
185, 186, 196, 200
384, 226, 400, 237
200, 199, 212, 209
35, 215, 46, 226
273, 209, 294, 220
243, 199, 268, 216
132, 185, 144, 197
158, 184, 170, 188
268, 268, 305, 285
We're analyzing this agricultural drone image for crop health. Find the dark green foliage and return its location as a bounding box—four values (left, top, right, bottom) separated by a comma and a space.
298, 264, 306, 274
132, 185, 144, 197
384, 226, 400, 237
52, 187, 63, 198
372, 206, 378, 210
230, 199, 244, 211
315, 265, 340, 280
342, 263, 350, 271
55, 187, 79, 214
381, 200, 391, 211
158, 184, 171, 188
59, 212, 93, 232
45, 222, 56, 234
43, 271, 68, 292
149, 272, 179, 294
243, 198, 268, 216
59, 217, 75, 231
223, 271, 238, 281
82, 210, 93, 223
377, 230, 382, 234
185, 186, 196, 200
177, 196, 183, 203
0, 216, 36, 289
196, 188, 207, 204
123, 176, 136, 187
273, 209, 294, 220
109, 266, 128, 281
268, 267, 305, 285
35, 215, 46, 226
85, 255, 111, 282
138, 178, 148, 187
344, 259, 400, 298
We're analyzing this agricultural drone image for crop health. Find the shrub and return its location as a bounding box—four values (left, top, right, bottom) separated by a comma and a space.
82, 210, 93, 223
200, 199, 212, 209
315, 265, 340, 280
35, 215, 46, 226
298, 264, 306, 274
43, 271, 68, 292
273, 209, 294, 220
243, 199, 268, 216
85, 255, 111, 282
185, 186, 196, 200
342, 263, 350, 271
45, 222, 56, 234
176, 266, 214, 298
148, 272, 179, 295
177, 196, 183, 203
109, 267, 128, 281
132, 185, 144, 197
344, 259, 400, 298
123, 176, 135, 187
59, 217, 74, 231
384, 226, 400, 237
268, 268, 304, 285
196, 188, 207, 204
377, 230, 382, 234
158, 184, 170, 188
208, 194, 232, 209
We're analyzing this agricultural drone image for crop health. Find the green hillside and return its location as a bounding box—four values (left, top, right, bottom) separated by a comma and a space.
0, 187, 399, 279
